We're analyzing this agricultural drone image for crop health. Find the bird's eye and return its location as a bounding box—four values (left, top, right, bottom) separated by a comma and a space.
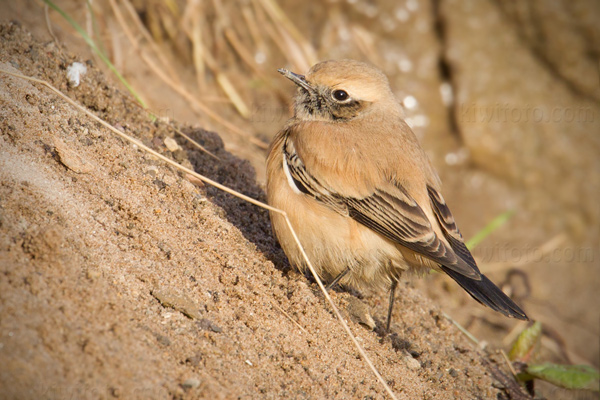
332, 89, 349, 102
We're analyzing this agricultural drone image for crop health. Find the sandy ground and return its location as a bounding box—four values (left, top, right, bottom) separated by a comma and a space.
1, 0, 599, 397
0, 22, 528, 399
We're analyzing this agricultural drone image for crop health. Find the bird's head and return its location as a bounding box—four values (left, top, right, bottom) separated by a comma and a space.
279, 59, 396, 122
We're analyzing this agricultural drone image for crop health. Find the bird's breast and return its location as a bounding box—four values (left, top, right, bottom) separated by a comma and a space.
267, 150, 403, 289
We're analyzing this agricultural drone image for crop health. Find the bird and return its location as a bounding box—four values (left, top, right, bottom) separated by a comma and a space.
266, 59, 528, 331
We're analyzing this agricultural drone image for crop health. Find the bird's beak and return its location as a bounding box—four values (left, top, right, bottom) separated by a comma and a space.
278, 68, 313, 92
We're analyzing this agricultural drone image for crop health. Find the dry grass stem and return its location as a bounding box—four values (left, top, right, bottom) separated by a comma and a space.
351, 26, 379, 63
107, 9, 267, 149
258, 0, 317, 67
442, 311, 480, 345
500, 350, 518, 377
108, 0, 138, 49
171, 125, 220, 161
215, 73, 251, 118
251, 0, 270, 50
121, 0, 182, 86
139, 49, 264, 147
278, 26, 311, 73
270, 301, 309, 336
224, 27, 265, 81
181, 6, 251, 120
241, 6, 264, 52
190, 14, 207, 89
44, 3, 60, 44
181, 1, 207, 89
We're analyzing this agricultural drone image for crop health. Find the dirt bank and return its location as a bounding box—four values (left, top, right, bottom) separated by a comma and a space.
0, 22, 528, 399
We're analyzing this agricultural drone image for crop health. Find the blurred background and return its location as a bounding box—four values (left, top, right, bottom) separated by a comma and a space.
4, 0, 599, 396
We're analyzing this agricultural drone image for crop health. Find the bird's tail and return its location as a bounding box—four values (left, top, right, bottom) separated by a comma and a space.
441, 266, 529, 320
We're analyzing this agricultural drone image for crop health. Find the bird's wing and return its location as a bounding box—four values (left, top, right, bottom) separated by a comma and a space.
427, 187, 528, 319
282, 135, 481, 279
345, 183, 481, 279
426, 185, 479, 272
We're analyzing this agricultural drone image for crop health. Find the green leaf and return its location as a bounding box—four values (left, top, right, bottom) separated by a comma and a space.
509, 321, 542, 362
526, 363, 600, 391
466, 209, 515, 250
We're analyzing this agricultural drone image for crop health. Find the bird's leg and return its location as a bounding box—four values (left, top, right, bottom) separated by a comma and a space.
326, 267, 350, 290
386, 279, 399, 332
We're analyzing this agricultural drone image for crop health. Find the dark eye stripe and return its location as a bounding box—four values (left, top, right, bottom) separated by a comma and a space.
330, 100, 363, 120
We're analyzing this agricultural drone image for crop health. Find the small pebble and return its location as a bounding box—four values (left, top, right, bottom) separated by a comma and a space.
182, 378, 200, 390
404, 355, 421, 370
164, 137, 180, 152
146, 165, 158, 178
197, 318, 222, 333
86, 268, 101, 281
347, 297, 376, 330
173, 149, 186, 162
185, 354, 203, 366
151, 287, 202, 319
54, 137, 93, 174
155, 334, 171, 346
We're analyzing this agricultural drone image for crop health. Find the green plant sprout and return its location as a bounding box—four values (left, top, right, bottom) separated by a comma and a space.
510, 321, 599, 395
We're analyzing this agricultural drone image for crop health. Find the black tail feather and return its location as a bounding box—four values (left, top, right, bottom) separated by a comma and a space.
441, 266, 528, 320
